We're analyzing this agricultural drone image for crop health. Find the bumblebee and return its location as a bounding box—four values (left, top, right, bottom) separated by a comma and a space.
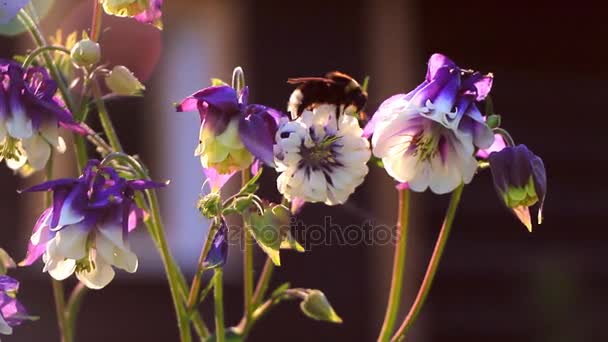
287, 71, 368, 119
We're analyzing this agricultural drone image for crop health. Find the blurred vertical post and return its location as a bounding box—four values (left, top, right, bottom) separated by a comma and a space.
146, 0, 246, 273
363, 0, 427, 340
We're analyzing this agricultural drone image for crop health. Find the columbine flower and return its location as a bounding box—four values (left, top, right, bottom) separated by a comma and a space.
0, 1, 28, 25
274, 104, 370, 205
0, 60, 82, 173
0, 276, 35, 336
102, 0, 163, 28
134, 0, 163, 29
176, 85, 281, 188
20, 160, 166, 289
366, 53, 495, 194
488, 145, 546, 231
202, 218, 228, 270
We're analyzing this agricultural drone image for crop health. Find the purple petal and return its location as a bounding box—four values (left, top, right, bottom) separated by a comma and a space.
204, 167, 235, 191
412, 66, 460, 113
463, 72, 493, 101
19, 178, 78, 193
20, 208, 54, 266
60, 121, 90, 136
52, 184, 87, 229
250, 160, 261, 177
203, 219, 228, 269
134, 0, 163, 29
239, 86, 249, 106
0, 293, 29, 327
290, 197, 306, 215
239, 106, 278, 167
176, 86, 239, 115
426, 53, 456, 82
0, 276, 19, 292
126, 179, 168, 190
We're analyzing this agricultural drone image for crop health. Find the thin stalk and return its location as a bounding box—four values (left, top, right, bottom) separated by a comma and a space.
65, 282, 88, 340
241, 170, 254, 327
90, 0, 103, 42
51, 280, 69, 342
92, 81, 123, 151
214, 268, 225, 342
252, 257, 274, 306
390, 184, 464, 342
187, 221, 220, 313
22, 45, 71, 68
377, 189, 411, 341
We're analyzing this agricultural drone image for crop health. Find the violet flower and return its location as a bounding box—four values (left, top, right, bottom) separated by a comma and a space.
366, 53, 495, 194
0, 1, 28, 25
20, 160, 166, 289
176, 85, 281, 189
203, 218, 228, 269
489, 145, 546, 231
134, 0, 163, 29
0, 60, 83, 173
0, 276, 34, 336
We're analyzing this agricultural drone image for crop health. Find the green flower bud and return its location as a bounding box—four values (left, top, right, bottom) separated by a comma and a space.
197, 192, 222, 219
300, 290, 343, 324
105, 65, 146, 96
486, 114, 501, 129
70, 39, 101, 67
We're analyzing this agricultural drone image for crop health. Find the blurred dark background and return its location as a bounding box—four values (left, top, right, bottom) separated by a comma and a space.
0, 0, 605, 341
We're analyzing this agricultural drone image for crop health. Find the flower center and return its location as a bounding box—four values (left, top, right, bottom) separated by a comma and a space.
0, 136, 24, 162
412, 132, 440, 161
299, 135, 342, 170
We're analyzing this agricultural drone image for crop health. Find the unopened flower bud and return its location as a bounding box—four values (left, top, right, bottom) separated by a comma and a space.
300, 290, 343, 324
105, 65, 145, 96
198, 192, 221, 219
70, 39, 101, 67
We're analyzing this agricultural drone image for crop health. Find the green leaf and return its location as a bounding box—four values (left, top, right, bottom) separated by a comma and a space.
270, 282, 291, 299
248, 212, 282, 266
280, 230, 304, 252
239, 168, 264, 195
299, 290, 343, 324
0, 248, 16, 275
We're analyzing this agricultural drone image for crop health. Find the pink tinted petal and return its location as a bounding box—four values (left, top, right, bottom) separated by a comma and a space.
20, 208, 54, 266
204, 168, 235, 192
290, 197, 306, 214
476, 134, 506, 159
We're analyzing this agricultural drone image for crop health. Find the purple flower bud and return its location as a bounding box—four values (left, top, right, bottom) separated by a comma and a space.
489, 145, 547, 231
203, 218, 228, 269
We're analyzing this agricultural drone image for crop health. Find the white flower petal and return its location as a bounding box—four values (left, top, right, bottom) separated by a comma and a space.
51, 225, 88, 260
21, 134, 51, 171
43, 252, 76, 281
76, 252, 115, 290
0, 313, 13, 335
6, 109, 33, 139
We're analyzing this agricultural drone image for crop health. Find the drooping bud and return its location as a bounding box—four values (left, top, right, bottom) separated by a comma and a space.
70, 39, 101, 67
105, 65, 145, 96
299, 290, 343, 324
488, 145, 546, 231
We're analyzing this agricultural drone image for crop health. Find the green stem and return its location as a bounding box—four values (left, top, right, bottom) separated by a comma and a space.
390, 184, 464, 342
51, 280, 70, 342
493, 128, 515, 147
187, 221, 220, 313
252, 257, 274, 306
65, 282, 88, 340
241, 171, 254, 328
22, 45, 71, 68
377, 189, 411, 341
92, 81, 123, 151
214, 268, 225, 342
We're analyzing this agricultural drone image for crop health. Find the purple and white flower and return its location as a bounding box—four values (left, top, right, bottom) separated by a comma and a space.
20, 160, 166, 289
176, 85, 281, 189
488, 145, 546, 231
274, 104, 371, 205
134, 0, 163, 29
0, 60, 83, 173
366, 53, 495, 194
0, 276, 35, 336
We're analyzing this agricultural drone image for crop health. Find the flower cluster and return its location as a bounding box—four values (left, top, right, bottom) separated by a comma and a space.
20, 160, 166, 289
0, 60, 82, 173
367, 54, 494, 194
0, 276, 33, 337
